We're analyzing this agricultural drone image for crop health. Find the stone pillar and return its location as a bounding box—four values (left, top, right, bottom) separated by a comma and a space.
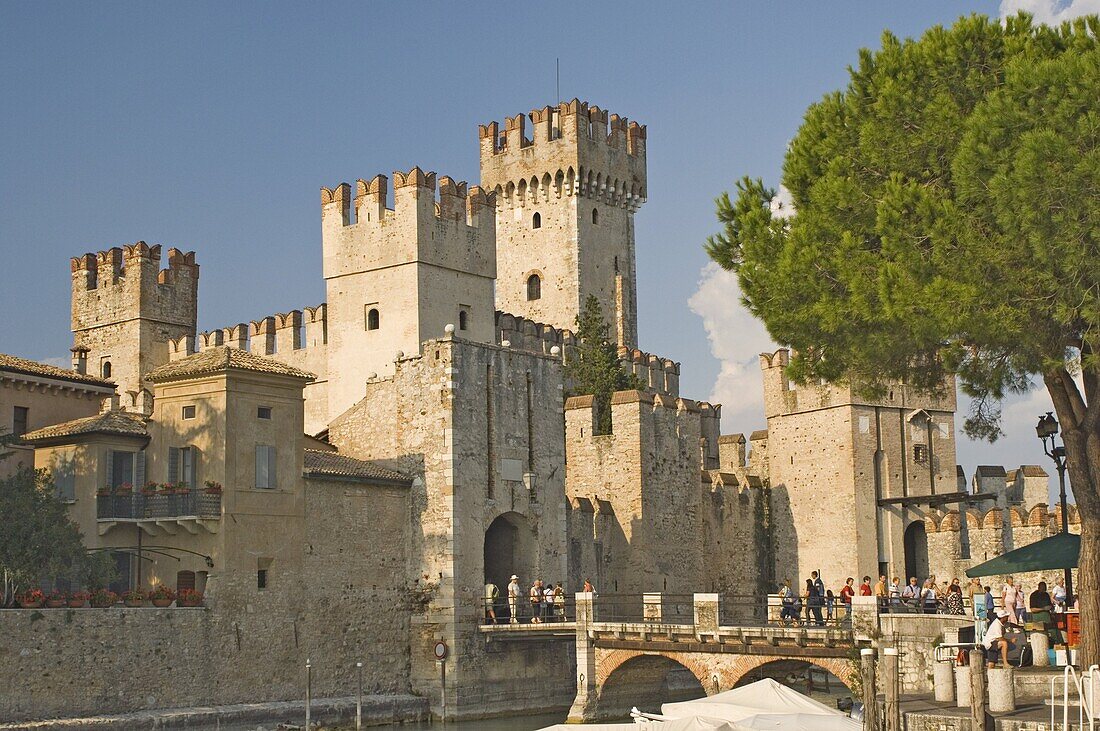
694, 593, 719, 641
567, 592, 598, 722
987, 668, 1015, 713
851, 595, 879, 641
644, 593, 662, 623
1030, 631, 1050, 667
767, 595, 782, 624
954, 665, 971, 707
933, 662, 955, 702
882, 647, 900, 731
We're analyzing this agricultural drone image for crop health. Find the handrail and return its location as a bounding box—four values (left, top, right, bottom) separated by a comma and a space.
1050, 663, 1098, 730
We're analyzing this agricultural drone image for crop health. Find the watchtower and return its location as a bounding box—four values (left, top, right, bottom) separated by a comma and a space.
479, 100, 646, 347
320, 168, 496, 419
70, 243, 199, 406
759, 349, 958, 585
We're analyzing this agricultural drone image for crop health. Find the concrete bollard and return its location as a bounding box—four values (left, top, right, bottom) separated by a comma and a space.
954, 665, 971, 708
1030, 631, 1050, 667
933, 662, 955, 702
988, 667, 1016, 713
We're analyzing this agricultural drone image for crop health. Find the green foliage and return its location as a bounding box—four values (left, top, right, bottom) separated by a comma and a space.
706, 12, 1100, 441
564, 295, 642, 434
0, 466, 113, 605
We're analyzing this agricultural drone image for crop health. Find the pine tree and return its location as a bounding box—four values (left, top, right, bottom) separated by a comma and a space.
565, 296, 640, 434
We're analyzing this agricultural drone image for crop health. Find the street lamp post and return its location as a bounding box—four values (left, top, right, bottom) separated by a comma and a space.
1036, 412, 1074, 604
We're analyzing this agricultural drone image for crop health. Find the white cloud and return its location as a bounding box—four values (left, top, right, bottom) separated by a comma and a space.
687, 262, 777, 431
999, 0, 1100, 23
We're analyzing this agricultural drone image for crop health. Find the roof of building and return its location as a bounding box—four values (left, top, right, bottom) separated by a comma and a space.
302, 449, 410, 485
1019, 465, 1049, 478
0, 353, 114, 389
749, 429, 769, 441
145, 347, 315, 383
22, 409, 147, 443
975, 465, 1008, 477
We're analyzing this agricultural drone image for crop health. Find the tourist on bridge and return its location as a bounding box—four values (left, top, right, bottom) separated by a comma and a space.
902, 577, 921, 609
554, 582, 565, 621
507, 574, 520, 624
779, 578, 799, 624
888, 576, 902, 610
530, 579, 541, 623
945, 583, 965, 615
484, 581, 499, 624
583, 578, 594, 594
921, 579, 940, 614
543, 581, 555, 622
874, 575, 888, 612
859, 576, 873, 597
805, 578, 824, 626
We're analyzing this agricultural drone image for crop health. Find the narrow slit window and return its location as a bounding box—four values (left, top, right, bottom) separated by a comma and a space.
526, 274, 541, 301
592, 208, 599, 225
366, 307, 380, 331
532, 212, 541, 229
102, 361, 112, 379
459, 310, 468, 331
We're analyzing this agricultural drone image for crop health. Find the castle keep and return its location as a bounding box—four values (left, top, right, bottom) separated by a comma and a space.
2, 99, 1075, 724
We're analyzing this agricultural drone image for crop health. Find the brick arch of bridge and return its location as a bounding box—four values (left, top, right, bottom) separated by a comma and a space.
594, 648, 856, 697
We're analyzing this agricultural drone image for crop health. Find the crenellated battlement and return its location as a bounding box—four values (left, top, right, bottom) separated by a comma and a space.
494, 310, 575, 359
199, 304, 327, 357
760, 347, 956, 417
618, 346, 680, 397
320, 167, 496, 231
479, 99, 647, 213
71, 243, 198, 292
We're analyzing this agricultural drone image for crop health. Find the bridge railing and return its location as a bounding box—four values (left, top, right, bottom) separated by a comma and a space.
722, 594, 854, 628
478, 594, 577, 625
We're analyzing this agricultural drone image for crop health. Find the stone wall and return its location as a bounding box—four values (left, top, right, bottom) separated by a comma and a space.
564, 391, 763, 597
327, 336, 574, 718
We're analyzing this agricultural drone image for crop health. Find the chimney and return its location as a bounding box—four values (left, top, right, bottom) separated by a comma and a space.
71, 347, 89, 375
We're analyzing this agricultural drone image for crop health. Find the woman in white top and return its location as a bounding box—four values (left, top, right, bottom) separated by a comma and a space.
1003, 576, 1021, 622
1052, 577, 1067, 610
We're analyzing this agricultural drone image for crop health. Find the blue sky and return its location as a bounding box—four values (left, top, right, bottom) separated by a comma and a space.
1, 1, 1089, 497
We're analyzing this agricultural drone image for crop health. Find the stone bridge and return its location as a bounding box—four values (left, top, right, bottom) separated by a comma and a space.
566, 593, 859, 722
476, 593, 969, 721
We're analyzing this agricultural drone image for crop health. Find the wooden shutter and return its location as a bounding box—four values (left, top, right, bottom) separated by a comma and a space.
105, 449, 114, 489
189, 447, 200, 488
168, 447, 180, 483
134, 450, 145, 490
267, 446, 276, 489
255, 446, 268, 488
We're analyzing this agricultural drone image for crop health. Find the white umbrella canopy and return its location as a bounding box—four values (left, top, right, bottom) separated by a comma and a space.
661, 678, 846, 722
728, 712, 861, 730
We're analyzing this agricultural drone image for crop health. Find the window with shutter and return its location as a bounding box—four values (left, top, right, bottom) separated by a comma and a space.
168, 447, 180, 483
256, 445, 276, 489
110, 450, 134, 488
52, 455, 75, 502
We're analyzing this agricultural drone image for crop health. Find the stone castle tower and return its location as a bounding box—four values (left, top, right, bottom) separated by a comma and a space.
320, 168, 496, 420
760, 348, 958, 585
479, 100, 646, 347
70, 243, 198, 409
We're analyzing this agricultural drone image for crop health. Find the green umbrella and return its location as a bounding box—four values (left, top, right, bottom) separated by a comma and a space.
965, 532, 1080, 577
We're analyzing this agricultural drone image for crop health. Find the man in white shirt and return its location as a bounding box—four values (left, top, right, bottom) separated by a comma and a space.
983, 608, 1014, 668
507, 575, 520, 624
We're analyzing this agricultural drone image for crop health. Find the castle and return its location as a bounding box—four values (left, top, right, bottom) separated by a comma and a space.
1, 99, 1079, 723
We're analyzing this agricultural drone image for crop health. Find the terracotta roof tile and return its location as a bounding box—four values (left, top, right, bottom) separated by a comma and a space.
0, 353, 114, 388
145, 347, 315, 383
303, 449, 410, 485
22, 410, 147, 442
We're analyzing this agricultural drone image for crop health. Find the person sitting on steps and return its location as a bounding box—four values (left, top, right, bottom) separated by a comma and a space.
983, 608, 1015, 669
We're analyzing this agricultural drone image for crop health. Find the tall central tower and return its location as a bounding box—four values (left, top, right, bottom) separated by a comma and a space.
479, 100, 646, 347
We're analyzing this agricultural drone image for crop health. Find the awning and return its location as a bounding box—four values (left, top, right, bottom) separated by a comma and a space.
965, 532, 1079, 577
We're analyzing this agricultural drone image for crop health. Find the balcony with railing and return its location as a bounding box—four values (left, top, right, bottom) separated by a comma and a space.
96, 489, 222, 536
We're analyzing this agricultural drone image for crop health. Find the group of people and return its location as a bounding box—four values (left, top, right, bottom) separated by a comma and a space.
776, 572, 1072, 630
484, 575, 593, 624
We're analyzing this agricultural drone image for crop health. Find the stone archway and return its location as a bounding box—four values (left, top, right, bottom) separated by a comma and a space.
721, 655, 856, 695
904, 520, 929, 582
483, 511, 537, 620
595, 651, 708, 719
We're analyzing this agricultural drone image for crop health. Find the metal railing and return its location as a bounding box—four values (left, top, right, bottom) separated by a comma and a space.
97, 491, 221, 520
1051, 663, 1098, 730
479, 594, 577, 625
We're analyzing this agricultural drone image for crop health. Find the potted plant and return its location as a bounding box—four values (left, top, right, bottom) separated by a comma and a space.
121, 589, 146, 607
141, 482, 158, 495
177, 588, 204, 607
96, 485, 110, 497
149, 584, 176, 608
90, 588, 118, 608
17, 589, 45, 609
45, 590, 67, 608
203, 480, 222, 495
67, 590, 90, 608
